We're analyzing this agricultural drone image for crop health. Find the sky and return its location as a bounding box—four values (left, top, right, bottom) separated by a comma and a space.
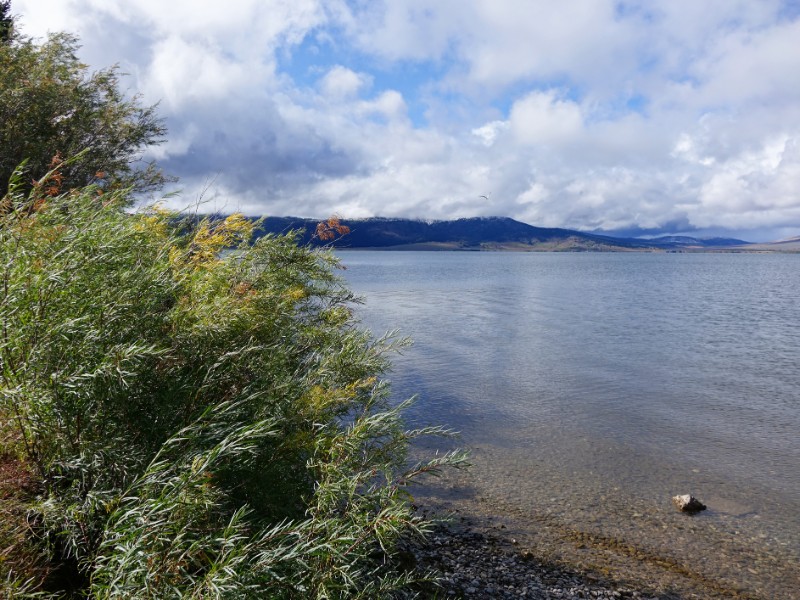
14, 0, 800, 241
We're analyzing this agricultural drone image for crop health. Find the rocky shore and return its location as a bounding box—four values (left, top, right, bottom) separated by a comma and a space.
404, 516, 674, 600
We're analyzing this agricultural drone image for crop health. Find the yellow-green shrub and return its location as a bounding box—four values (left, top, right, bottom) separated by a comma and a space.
0, 173, 464, 599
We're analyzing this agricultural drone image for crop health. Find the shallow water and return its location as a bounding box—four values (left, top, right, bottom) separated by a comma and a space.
341, 251, 800, 599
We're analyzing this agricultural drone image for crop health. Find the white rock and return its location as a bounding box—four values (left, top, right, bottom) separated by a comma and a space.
672, 494, 707, 513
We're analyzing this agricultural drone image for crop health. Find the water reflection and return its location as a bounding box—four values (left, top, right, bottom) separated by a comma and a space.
342, 251, 800, 598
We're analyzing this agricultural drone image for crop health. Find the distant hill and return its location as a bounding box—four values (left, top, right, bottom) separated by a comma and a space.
248, 216, 751, 251
735, 236, 800, 252
252, 216, 644, 251
647, 235, 751, 248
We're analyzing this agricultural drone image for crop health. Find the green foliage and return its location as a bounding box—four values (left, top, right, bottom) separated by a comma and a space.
0, 29, 166, 199
0, 172, 466, 598
0, 1, 13, 45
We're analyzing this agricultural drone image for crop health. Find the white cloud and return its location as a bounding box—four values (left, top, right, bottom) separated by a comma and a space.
689, 19, 800, 108
11, 0, 800, 240
509, 91, 583, 146
346, 0, 465, 61
142, 36, 252, 111
359, 90, 408, 121
319, 66, 371, 99
696, 136, 800, 224
471, 121, 508, 147
672, 132, 716, 167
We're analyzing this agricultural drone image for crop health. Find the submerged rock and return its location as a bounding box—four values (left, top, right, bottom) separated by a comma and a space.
672, 494, 707, 514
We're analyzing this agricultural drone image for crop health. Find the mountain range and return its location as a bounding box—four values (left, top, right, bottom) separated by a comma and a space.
250, 216, 755, 251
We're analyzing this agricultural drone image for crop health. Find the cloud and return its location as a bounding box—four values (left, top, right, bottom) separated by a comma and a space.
689, 19, 800, 108
319, 66, 371, 99
344, 0, 465, 62
471, 121, 508, 147
509, 91, 583, 146
142, 36, 251, 111
695, 136, 800, 226
12, 0, 800, 240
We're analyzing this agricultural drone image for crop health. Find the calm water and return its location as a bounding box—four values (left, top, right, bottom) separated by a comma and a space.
340, 251, 800, 599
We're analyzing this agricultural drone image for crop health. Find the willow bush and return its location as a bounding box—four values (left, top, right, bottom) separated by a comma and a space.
0, 27, 167, 198
0, 167, 465, 598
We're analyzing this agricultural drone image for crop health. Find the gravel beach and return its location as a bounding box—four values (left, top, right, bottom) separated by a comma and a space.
397, 469, 794, 599
405, 516, 672, 600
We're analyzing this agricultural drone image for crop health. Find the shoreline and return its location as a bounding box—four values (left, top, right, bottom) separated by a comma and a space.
402, 494, 778, 600
406, 508, 667, 599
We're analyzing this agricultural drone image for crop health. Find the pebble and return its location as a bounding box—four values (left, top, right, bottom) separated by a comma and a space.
399, 522, 668, 599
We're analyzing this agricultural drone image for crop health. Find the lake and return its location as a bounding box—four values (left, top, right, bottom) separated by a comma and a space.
340, 251, 800, 599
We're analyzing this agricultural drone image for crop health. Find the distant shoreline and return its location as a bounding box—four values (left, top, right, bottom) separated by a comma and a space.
336, 243, 798, 253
